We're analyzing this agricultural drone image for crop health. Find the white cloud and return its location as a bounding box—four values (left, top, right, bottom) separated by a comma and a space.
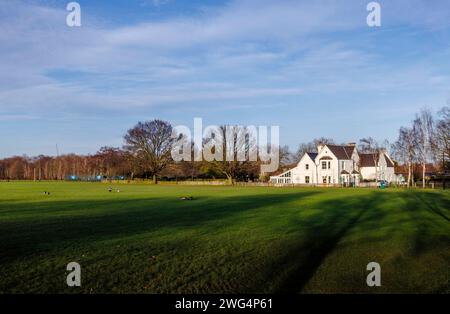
0, 0, 449, 116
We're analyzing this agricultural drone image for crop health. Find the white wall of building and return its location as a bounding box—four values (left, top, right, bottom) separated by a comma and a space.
270, 145, 396, 185
293, 154, 316, 184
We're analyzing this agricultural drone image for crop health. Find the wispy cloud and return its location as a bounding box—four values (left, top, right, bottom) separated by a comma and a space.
0, 0, 449, 156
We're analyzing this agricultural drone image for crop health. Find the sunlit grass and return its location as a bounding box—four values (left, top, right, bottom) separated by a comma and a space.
0, 182, 448, 293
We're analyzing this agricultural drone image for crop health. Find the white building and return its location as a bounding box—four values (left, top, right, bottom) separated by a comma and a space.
270, 143, 395, 185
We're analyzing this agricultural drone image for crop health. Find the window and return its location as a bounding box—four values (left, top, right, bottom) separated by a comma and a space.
322, 161, 327, 169
305, 164, 309, 170
328, 161, 331, 169
280, 171, 291, 178
305, 176, 310, 183
341, 161, 345, 170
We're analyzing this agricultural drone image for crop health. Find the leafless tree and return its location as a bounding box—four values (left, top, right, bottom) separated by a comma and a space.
313, 137, 335, 148
124, 119, 174, 184
294, 138, 334, 162
294, 142, 316, 162
392, 127, 416, 188
203, 125, 256, 184
434, 106, 450, 175
413, 108, 435, 188
279, 145, 294, 167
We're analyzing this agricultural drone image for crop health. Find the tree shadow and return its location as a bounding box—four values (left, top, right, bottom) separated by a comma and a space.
409, 191, 449, 222
267, 190, 450, 293
270, 192, 381, 293
0, 190, 320, 265
1, 188, 448, 293
400, 191, 450, 256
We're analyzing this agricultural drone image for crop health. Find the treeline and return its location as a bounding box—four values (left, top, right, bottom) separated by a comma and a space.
0, 146, 261, 182
0, 151, 261, 182
0, 147, 129, 181
1, 106, 448, 184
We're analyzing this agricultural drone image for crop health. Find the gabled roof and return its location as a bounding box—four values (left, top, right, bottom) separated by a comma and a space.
306, 152, 318, 162
326, 145, 355, 160
359, 153, 378, 167
384, 154, 394, 167
360, 153, 395, 168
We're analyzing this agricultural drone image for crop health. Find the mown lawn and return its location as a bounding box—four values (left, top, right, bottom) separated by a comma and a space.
0, 182, 448, 293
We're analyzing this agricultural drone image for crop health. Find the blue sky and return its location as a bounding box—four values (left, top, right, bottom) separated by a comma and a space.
0, 0, 449, 157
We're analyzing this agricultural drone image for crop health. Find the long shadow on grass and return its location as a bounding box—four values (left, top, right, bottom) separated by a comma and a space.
0, 190, 320, 264
401, 191, 450, 256
270, 191, 388, 293
269, 190, 450, 293
409, 191, 450, 222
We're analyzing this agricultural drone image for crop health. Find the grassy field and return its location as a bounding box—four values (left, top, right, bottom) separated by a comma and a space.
0, 181, 448, 294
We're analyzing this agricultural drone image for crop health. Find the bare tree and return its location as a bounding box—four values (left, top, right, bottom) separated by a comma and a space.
279, 145, 294, 167
294, 138, 334, 163
203, 125, 256, 184
358, 137, 378, 153
294, 142, 316, 162
124, 119, 174, 184
392, 127, 416, 188
313, 137, 335, 147
413, 109, 434, 188
435, 106, 450, 174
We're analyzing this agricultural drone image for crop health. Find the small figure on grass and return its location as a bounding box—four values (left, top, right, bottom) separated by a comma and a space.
179, 196, 194, 201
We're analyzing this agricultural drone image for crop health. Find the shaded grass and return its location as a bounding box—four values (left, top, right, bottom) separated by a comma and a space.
0, 182, 449, 293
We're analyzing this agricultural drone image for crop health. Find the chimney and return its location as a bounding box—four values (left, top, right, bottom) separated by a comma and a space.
348, 142, 356, 146
317, 144, 324, 152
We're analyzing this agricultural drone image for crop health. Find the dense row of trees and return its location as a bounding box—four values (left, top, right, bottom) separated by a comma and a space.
0, 147, 129, 181
1, 107, 448, 184
0, 121, 262, 182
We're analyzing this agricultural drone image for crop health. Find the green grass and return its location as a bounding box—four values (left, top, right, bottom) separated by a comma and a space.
0, 182, 449, 293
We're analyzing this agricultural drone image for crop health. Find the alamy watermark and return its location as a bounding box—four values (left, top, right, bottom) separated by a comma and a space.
367, 2, 381, 27
66, 2, 381, 28
171, 118, 280, 173
366, 262, 381, 287
66, 2, 81, 27
66, 262, 81, 287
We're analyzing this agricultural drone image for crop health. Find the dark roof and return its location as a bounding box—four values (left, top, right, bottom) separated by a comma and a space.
306, 152, 318, 161
319, 156, 333, 160
352, 170, 360, 174
326, 145, 355, 160
360, 153, 395, 168
384, 155, 394, 167
359, 153, 378, 167
341, 170, 350, 174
